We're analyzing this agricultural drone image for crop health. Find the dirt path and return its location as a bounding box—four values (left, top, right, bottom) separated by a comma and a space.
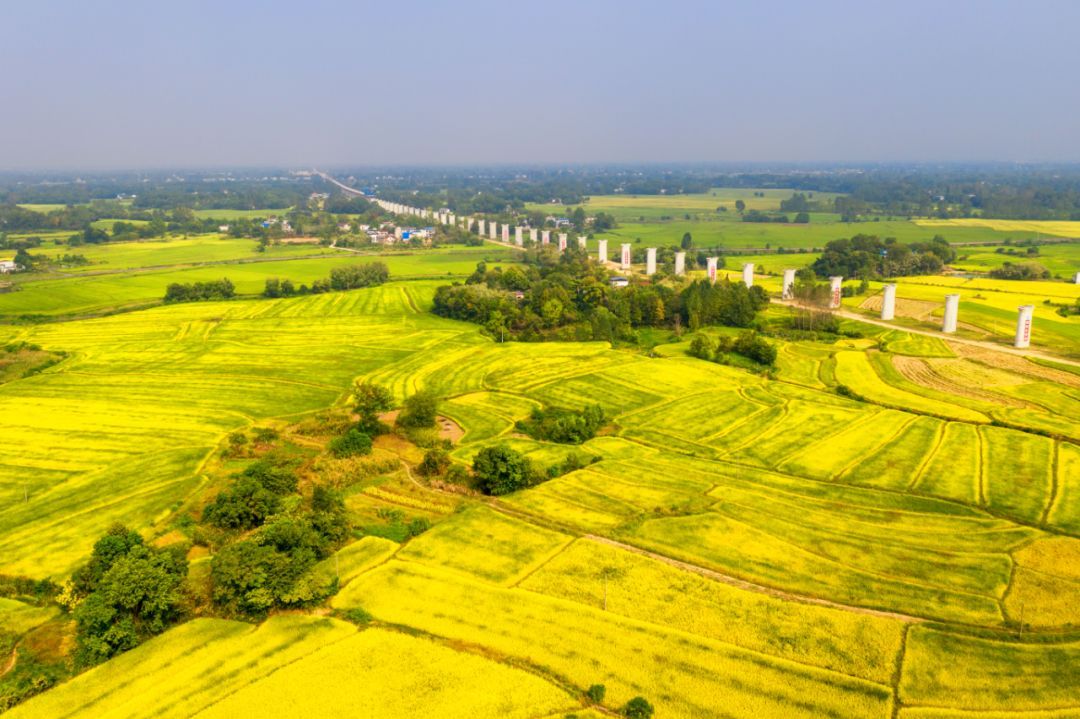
1, 646, 17, 678
583, 534, 925, 623
775, 299, 1080, 369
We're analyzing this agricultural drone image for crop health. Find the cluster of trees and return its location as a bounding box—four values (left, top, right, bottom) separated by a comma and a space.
210, 489, 349, 617
163, 278, 235, 303
688, 331, 777, 366
989, 261, 1050, 280
203, 458, 298, 530
6, 248, 88, 272
66, 525, 188, 667
515, 405, 605, 444
433, 249, 768, 342
203, 454, 350, 617
811, 234, 955, 279
742, 210, 808, 224
262, 262, 389, 298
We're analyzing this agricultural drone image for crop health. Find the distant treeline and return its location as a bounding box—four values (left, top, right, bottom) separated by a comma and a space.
10, 164, 1080, 222
432, 248, 768, 342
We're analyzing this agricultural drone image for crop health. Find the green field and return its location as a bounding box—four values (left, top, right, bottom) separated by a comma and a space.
952, 241, 1080, 277
3, 223, 1079, 716
34, 234, 327, 272
0, 244, 515, 317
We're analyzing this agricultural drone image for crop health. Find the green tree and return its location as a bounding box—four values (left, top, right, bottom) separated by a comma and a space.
472, 444, 538, 495
70, 526, 187, 667
734, 199, 746, 213
680, 232, 693, 250
624, 696, 655, 719
397, 389, 438, 428
353, 381, 394, 435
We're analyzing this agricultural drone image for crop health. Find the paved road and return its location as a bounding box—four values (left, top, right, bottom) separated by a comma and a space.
774, 298, 1080, 369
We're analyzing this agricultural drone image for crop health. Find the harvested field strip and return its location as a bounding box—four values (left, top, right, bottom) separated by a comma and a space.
950, 343, 1080, 388
893, 356, 1028, 408
835, 351, 989, 422
334, 561, 895, 719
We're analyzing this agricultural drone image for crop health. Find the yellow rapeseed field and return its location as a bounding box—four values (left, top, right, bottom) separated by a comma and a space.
386, 506, 571, 585
337, 561, 895, 719
193, 628, 576, 719
519, 538, 907, 683
915, 218, 1080, 237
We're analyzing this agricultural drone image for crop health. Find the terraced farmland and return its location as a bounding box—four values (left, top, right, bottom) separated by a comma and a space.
3, 262, 1079, 716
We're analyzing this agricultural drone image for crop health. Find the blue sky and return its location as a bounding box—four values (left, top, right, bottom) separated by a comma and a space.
2, 0, 1078, 168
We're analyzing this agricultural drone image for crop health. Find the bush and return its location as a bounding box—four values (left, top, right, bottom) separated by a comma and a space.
586, 684, 606, 703
252, 427, 279, 444
732, 331, 777, 365
242, 458, 298, 494
406, 517, 431, 537
417, 447, 450, 477
444, 464, 469, 485
472, 444, 540, 496
687, 333, 715, 359
329, 429, 373, 458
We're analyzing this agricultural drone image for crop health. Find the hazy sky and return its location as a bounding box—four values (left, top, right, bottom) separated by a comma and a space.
3, 0, 1079, 169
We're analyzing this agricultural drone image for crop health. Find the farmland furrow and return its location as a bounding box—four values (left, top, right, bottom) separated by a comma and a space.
908, 420, 946, 490
584, 534, 924, 623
